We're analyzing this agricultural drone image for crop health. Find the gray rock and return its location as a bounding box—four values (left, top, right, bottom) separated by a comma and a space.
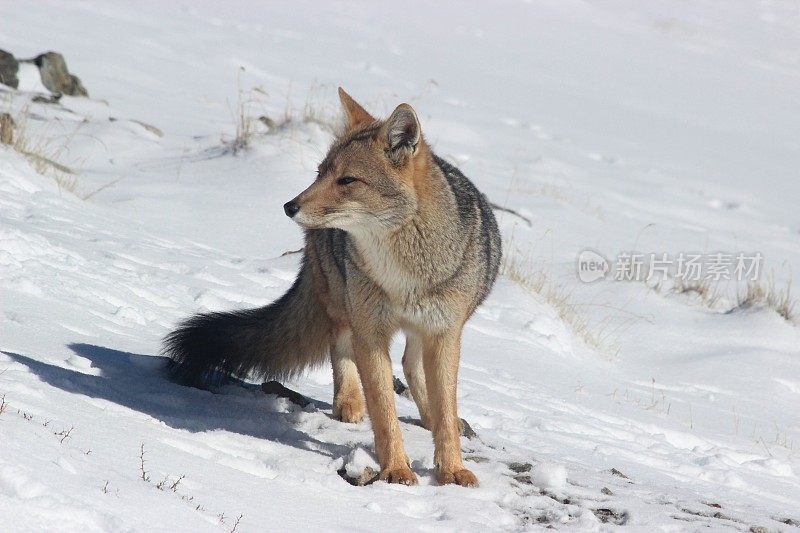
0, 49, 19, 89
610, 467, 629, 479
261, 380, 312, 408
459, 417, 478, 439
33, 52, 88, 97
508, 461, 532, 473
392, 376, 412, 399
337, 466, 378, 486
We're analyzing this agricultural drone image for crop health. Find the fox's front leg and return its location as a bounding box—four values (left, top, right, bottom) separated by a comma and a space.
352, 333, 417, 485
423, 329, 477, 487
331, 332, 365, 423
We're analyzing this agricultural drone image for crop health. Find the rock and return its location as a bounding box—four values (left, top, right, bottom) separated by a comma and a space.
508, 461, 532, 473
593, 508, 629, 525
338, 447, 380, 486
261, 381, 312, 408
460, 417, 478, 439
33, 52, 88, 97
337, 466, 378, 486
392, 376, 412, 399
610, 467, 629, 479
31, 93, 62, 105
0, 49, 19, 89
600, 486, 613, 496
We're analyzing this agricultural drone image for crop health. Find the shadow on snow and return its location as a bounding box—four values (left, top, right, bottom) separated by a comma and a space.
2, 343, 349, 460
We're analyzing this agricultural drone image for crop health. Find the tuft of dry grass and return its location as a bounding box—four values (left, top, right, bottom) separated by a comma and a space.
224, 77, 339, 154
3, 103, 80, 193
225, 69, 257, 155
669, 277, 721, 309
736, 275, 795, 322
502, 246, 617, 355
657, 269, 796, 323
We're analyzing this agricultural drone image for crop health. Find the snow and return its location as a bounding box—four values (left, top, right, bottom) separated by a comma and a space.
1, 0, 799, 531
531, 463, 567, 491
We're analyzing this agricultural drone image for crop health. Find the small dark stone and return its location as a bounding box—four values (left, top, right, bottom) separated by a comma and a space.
31, 93, 62, 104
508, 461, 532, 473
610, 468, 629, 479
0, 49, 19, 89
33, 52, 88, 97
261, 381, 311, 408
460, 418, 478, 439
259, 115, 276, 129
337, 466, 378, 486
592, 508, 629, 525
601, 487, 613, 496
514, 474, 532, 484
393, 376, 411, 398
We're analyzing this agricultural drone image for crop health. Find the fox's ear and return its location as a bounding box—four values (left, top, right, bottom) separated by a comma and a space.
384, 103, 420, 161
338, 87, 375, 131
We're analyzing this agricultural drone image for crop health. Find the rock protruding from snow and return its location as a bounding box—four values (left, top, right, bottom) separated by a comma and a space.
338, 448, 380, 486
0, 49, 19, 89
31, 52, 88, 97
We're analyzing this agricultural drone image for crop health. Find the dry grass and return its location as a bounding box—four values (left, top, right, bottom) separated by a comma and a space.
659, 270, 796, 323
224, 77, 339, 154
735, 275, 795, 322
3, 103, 80, 193
669, 277, 722, 309
224, 69, 258, 155
502, 246, 617, 355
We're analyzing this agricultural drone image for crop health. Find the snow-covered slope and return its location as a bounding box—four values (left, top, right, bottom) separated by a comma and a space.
1, 1, 798, 531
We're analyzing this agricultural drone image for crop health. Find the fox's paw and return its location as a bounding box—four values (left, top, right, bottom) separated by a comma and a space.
379, 466, 418, 486
437, 468, 479, 487
333, 398, 365, 424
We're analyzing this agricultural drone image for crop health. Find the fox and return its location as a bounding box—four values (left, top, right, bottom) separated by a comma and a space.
164, 88, 501, 487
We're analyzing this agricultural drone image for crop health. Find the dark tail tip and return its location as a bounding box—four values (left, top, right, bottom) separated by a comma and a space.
162, 314, 233, 390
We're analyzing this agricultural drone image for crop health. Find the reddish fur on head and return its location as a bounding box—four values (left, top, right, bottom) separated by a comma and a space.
287, 89, 428, 234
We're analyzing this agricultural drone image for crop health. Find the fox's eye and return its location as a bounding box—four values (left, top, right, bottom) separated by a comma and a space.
337, 176, 357, 186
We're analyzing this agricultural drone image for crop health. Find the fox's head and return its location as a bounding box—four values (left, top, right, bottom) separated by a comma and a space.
284, 88, 426, 234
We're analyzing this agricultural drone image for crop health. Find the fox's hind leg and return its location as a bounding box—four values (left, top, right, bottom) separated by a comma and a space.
331, 331, 365, 423
402, 333, 432, 430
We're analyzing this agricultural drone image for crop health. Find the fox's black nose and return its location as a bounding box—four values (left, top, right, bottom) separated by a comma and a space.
283, 201, 300, 218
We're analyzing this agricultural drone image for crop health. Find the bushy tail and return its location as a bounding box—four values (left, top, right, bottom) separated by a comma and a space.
163, 257, 331, 389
